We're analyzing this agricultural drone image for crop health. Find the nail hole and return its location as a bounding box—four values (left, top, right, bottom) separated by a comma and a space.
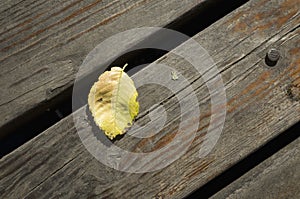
265, 56, 277, 67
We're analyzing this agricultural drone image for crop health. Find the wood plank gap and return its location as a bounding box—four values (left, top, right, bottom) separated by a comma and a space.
0, 0, 250, 158
187, 121, 300, 198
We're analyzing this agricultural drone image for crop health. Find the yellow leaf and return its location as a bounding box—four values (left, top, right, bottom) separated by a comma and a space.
88, 64, 139, 139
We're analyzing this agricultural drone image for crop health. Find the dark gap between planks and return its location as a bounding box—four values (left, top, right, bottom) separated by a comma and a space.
186, 121, 300, 199
0, 0, 250, 159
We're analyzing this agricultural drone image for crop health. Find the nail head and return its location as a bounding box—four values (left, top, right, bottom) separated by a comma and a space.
265, 48, 280, 66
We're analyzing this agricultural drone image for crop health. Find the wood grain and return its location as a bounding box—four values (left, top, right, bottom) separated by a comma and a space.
211, 137, 300, 199
0, 0, 299, 198
0, 0, 207, 137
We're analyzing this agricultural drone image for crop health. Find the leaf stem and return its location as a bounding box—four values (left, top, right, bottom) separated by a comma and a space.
123, 63, 128, 71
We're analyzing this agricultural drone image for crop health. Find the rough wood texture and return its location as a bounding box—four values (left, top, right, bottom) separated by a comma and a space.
211, 137, 300, 199
0, 0, 300, 198
0, 0, 206, 137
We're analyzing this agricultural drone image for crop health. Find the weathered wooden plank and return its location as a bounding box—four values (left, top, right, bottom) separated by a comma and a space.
0, 0, 299, 198
211, 137, 300, 199
0, 0, 208, 137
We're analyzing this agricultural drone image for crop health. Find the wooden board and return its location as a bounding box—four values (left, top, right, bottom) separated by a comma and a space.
0, 0, 299, 198
0, 0, 208, 137
211, 137, 300, 199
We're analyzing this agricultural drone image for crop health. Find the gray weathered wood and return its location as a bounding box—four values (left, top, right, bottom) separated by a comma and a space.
211, 137, 300, 199
0, 0, 299, 198
0, 0, 208, 137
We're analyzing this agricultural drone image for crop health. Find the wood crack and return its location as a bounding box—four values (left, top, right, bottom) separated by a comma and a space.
24, 150, 84, 198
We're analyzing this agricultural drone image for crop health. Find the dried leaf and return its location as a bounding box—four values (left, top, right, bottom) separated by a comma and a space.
171, 71, 179, 80
88, 64, 139, 139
